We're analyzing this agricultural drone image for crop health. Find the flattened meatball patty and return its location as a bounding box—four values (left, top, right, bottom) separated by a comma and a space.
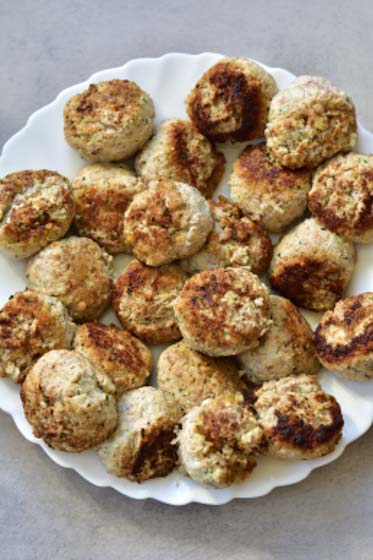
0, 170, 74, 258
252, 374, 344, 460
174, 267, 271, 356
309, 152, 373, 243
229, 144, 311, 232
182, 196, 272, 274
64, 79, 155, 162
0, 290, 75, 383
113, 259, 187, 344
135, 118, 225, 198
315, 293, 373, 381
269, 218, 355, 311
265, 76, 357, 169
97, 387, 182, 482
238, 295, 320, 384
186, 57, 278, 143
26, 236, 113, 322
123, 178, 213, 267
72, 163, 146, 254
21, 350, 118, 452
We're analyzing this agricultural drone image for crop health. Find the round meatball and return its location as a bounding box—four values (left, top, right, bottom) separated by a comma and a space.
135, 118, 225, 198
74, 322, 152, 395
26, 236, 113, 322
177, 393, 264, 488
269, 218, 356, 311
113, 259, 187, 344
157, 340, 246, 412
0, 170, 74, 259
97, 387, 182, 482
123, 178, 213, 267
72, 163, 146, 254
174, 267, 272, 357
238, 295, 320, 384
252, 374, 344, 460
185, 57, 278, 143
182, 196, 273, 274
0, 290, 76, 384
308, 152, 373, 243
229, 144, 311, 232
315, 293, 373, 381
265, 76, 357, 169
21, 350, 118, 452
64, 79, 155, 162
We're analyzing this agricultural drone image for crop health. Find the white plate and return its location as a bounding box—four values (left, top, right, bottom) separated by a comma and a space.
1, 52, 373, 506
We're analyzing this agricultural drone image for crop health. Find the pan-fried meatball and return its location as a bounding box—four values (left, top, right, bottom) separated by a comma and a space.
0, 170, 74, 258
135, 119, 225, 198
315, 293, 373, 381
186, 57, 278, 143
64, 79, 155, 162
269, 218, 355, 311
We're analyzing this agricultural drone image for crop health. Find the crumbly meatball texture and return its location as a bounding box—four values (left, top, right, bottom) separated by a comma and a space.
265, 76, 357, 169
157, 340, 246, 412
174, 267, 271, 356
269, 218, 356, 311
185, 57, 278, 143
74, 322, 152, 395
123, 178, 213, 267
26, 236, 113, 322
308, 152, 373, 243
0, 170, 75, 259
135, 119, 225, 198
72, 163, 146, 254
239, 296, 320, 384
252, 374, 344, 460
113, 259, 186, 344
182, 196, 273, 274
315, 293, 373, 381
0, 290, 76, 384
64, 79, 155, 162
21, 350, 118, 452
177, 394, 264, 488
229, 144, 311, 232
97, 387, 182, 482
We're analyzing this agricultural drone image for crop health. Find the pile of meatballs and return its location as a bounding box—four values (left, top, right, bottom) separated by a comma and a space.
0, 56, 372, 490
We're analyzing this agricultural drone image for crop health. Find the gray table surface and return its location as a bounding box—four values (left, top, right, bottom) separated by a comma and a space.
1, 1, 373, 559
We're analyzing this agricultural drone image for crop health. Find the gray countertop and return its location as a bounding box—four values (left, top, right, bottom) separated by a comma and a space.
1, 1, 373, 559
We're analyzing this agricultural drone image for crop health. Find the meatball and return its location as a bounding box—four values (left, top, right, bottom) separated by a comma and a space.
157, 340, 246, 412
174, 267, 271, 357
21, 349, 118, 452
229, 144, 311, 232
177, 393, 264, 488
112, 259, 187, 344
64, 79, 155, 162
0, 170, 74, 259
238, 295, 320, 384
123, 178, 213, 267
314, 293, 373, 381
252, 374, 344, 460
0, 290, 75, 383
265, 75, 357, 169
308, 152, 373, 244
269, 218, 356, 311
185, 57, 278, 143
182, 196, 273, 274
72, 163, 146, 254
74, 322, 152, 395
135, 118, 225, 198
26, 236, 113, 322
97, 387, 182, 482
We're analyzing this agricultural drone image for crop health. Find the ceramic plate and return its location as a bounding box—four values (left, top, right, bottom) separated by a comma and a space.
1, 52, 372, 505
